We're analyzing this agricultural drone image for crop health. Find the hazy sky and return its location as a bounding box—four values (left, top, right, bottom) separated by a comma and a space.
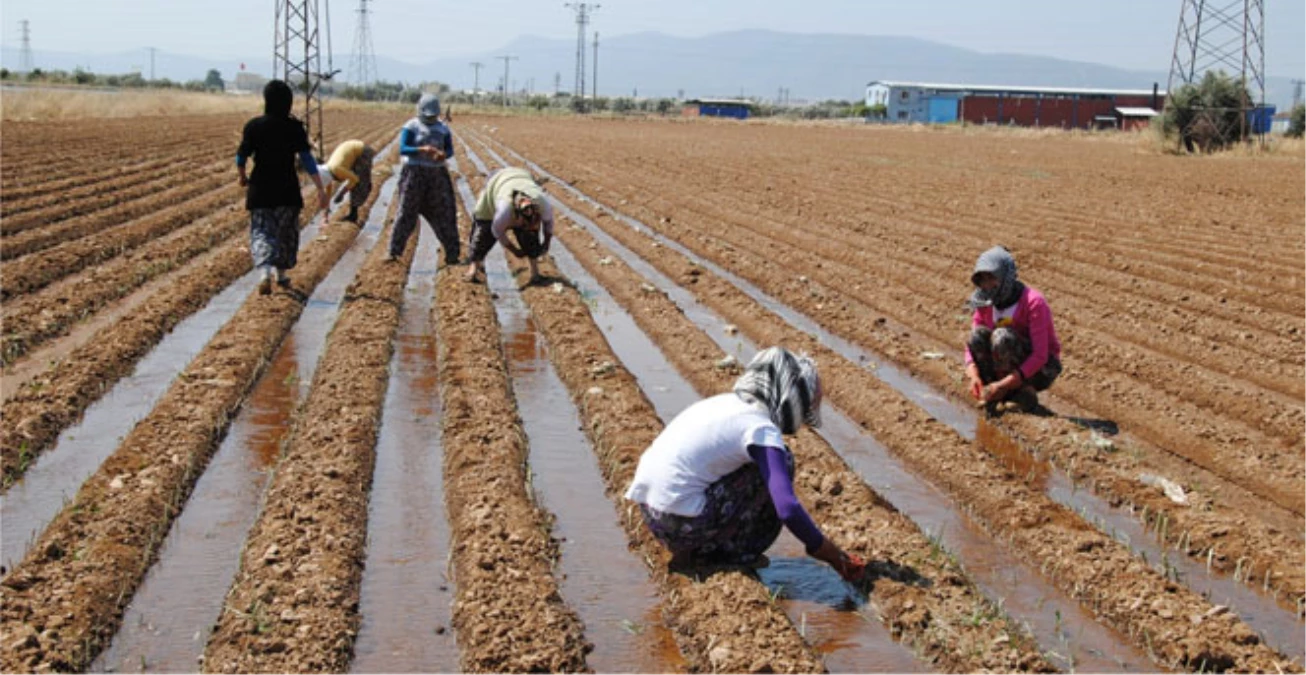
2, 0, 1303, 76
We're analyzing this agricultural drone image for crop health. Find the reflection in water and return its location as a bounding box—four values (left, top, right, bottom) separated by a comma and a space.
976, 417, 1050, 490
351, 230, 459, 673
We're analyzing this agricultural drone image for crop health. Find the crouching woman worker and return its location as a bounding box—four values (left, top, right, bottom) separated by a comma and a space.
624, 347, 867, 583
963, 245, 1062, 409
464, 167, 554, 284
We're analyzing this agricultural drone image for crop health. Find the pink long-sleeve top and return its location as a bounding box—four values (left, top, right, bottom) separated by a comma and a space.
964, 286, 1061, 381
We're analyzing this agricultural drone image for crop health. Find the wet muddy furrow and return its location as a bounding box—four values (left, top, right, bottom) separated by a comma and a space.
89, 178, 398, 673
537, 212, 1059, 672
450, 140, 831, 672
201, 195, 409, 672
507, 256, 825, 673
0, 167, 393, 672
483, 251, 687, 673
459, 136, 1116, 670
471, 132, 1298, 672
430, 185, 590, 672
1, 123, 400, 357
476, 129, 1306, 603
0, 139, 397, 486
575, 179, 1306, 511
0, 189, 347, 488
350, 230, 459, 674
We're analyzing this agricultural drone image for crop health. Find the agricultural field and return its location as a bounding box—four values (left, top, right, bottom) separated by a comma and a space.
1, 107, 1302, 673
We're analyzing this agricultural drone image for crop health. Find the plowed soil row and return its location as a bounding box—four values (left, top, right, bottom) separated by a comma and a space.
0, 197, 244, 366
431, 202, 590, 672
532, 212, 1053, 672
602, 183, 1306, 613
0, 167, 393, 672
2, 165, 232, 254
3, 154, 204, 217
463, 129, 1296, 672
0, 114, 248, 189
1, 182, 242, 302
201, 190, 409, 672
447, 158, 825, 673
1, 122, 399, 356
586, 176, 1306, 509
1, 135, 208, 193
0, 139, 396, 488
1, 143, 227, 219
471, 122, 1305, 545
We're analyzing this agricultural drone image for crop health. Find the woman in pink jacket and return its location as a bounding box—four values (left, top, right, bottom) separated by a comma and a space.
963, 246, 1062, 410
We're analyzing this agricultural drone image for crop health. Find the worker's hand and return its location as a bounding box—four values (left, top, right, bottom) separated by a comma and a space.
982, 375, 1019, 403
505, 245, 524, 258
238, 175, 248, 188
317, 191, 330, 213
968, 375, 984, 401
835, 552, 867, 584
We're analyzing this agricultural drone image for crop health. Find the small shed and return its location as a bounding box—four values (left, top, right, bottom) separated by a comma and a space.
681, 98, 751, 119
1114, 106, 1158, 131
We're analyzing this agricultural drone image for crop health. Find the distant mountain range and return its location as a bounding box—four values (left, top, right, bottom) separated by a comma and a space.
3, 30, 1299, 110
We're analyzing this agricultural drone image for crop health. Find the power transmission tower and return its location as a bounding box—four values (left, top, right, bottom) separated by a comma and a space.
347, 0, 378, 87
274, 0, 339, 156
18, 20, 33, 73
1292, 79, 1304, 109
564, 3, 598, 105
147, 46, 157, 80
497, 55, 518, 108
554, 72, 562, 96
1167, 0, 1265, 144
592, 31, 599, 99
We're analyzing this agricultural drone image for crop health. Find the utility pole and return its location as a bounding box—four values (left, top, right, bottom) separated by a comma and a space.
274, 0, 339, 157
147, 46, 157, 80
564, 3, 599, 104
496, 54, 517, 108
18, 20, 33, 74
347, 0, 378, 87
592, 31, 599, 100
469, 61, 483, 101
1292, 79, 1305, 109
554, 72, 562, 96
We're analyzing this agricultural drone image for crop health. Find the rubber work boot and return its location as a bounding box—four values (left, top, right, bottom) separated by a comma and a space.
344, 205, 359, 223
258, 267, 273, 296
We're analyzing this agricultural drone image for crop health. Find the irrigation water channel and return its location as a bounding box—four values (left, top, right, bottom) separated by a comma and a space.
451, 165, 685, 672
350, 228, 458, 673
460, 129, 1261, 670
89, 176, 400, 673
454, 142, 945, 668
468, 128, 1306, 663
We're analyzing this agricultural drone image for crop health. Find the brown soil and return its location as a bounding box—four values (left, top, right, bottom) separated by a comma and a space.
457, 121, 1301, 671
470, 117, 1306, 612
432, 200, 592, 672
1, 118, 402, 487
0, 163, 394, 672
534, 218, 1053, 672
201, 190, 411, 672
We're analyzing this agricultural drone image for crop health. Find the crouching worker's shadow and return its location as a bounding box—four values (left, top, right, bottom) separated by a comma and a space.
672, 555, 931, 613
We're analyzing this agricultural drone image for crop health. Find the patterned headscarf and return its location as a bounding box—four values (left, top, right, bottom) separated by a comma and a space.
733, 347, 822, 434
967, 245, 1025, 310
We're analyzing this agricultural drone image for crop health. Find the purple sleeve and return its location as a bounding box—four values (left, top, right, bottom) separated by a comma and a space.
747, 444, 825, 554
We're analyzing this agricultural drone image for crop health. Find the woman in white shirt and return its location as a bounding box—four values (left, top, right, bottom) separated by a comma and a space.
625, 347, 865, 582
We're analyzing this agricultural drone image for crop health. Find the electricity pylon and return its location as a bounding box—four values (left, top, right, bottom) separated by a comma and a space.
274, 0, 339, 156
347, 0, 378, 87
